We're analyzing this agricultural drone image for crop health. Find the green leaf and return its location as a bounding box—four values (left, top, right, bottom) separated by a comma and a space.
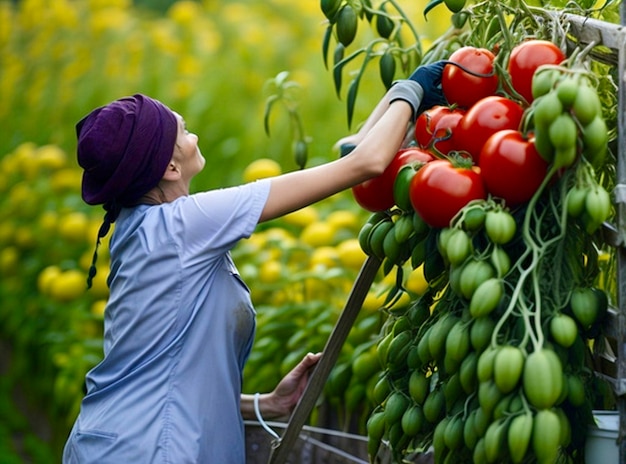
322, 24, 333, 69
263, 95, 279, 136
346, 77, 360, 128
332, 43, 345, 96
423, 0, 444, 19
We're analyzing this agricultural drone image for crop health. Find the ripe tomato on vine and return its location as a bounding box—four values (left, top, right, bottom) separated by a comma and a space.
454, 96, 524, 163
409, 159, 487, 228
442, 47, 499, 109
352, 147, 433, 212
507, 39, 566, 104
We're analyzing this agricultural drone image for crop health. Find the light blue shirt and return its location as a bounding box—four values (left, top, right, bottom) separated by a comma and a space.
63, 179, 271, 463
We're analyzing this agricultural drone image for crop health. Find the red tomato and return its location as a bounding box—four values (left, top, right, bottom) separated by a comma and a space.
415, 106, 465, 156
352, 147, 434, 212
479, 130, 549, 205
508, 40, 566, 104
414, 105, 449, 148
442, 47, 499, 109
455, 96, 524, 163
409, 159, 487, 228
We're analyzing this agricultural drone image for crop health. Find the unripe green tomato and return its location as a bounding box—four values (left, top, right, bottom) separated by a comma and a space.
384, 390, 410, 426
401, 404, 424, 437
470, 316, 496, 352
451, 11, 469, 29
444, 415, 465, 450
554, 145, 578, 169
508, 412, 533, 463
532, 409, 561, 463
445, 228, 473, 265
462, 204, 486, 231
478, 379, 502, 415
469, 278, 503, 318
582, 115, 609, 168
490, 246, 511, 277
373, 373, 391, 405
473, 408, 489, 437
523, 349, 561, 409
572, 84, 601, 126
484, 419, 507, 463
432, 416, 450, 456
533, 126, 555, 162
423, 388, 445, 423
408, 369, 429, 404
548, 113, 578, 150
459, 351, 478, 394
460, 259, 496, 299
493, 345, 525, 394
485, 210, 517, 245
437, 227, 456, 261
531, 69, 561, 99
366, 410, 386, 446
463, 412, 478, 449
533, 91, 563, 128
566, 374, 586, 406
549, 313, 578, 348
473, 438, 487, 464
557, 407, 572, 446
570, 286, 603, 329
585, 186, 611, 225
445, 319, 471, 362
556, 76, 580, 108
566, 185, 589, 218
477, 347, 497, 383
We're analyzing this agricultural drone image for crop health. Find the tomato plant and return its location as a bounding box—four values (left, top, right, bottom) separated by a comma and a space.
352, 147, 433, 211
507, 39, 566, 104
479, 130, 549, 205
409, 159, 487, 228
454, 96, 524, 163
442, 47, 499, 109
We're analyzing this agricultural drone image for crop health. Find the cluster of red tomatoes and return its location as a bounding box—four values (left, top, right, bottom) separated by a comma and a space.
352, 40, 566, 229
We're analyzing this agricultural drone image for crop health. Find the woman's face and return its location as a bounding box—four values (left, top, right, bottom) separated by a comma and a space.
173, 112, 205, 181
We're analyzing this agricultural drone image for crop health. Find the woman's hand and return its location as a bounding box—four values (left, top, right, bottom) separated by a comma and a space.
241, 352, 322, 420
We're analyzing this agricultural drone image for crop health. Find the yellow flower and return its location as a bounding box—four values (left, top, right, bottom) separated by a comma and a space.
168, 1, 203, 26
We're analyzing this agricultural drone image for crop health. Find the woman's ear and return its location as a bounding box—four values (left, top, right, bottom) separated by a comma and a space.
162, 161, 181, 181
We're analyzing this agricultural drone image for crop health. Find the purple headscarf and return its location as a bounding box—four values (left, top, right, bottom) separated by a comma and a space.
76, 94, 178, 289
76, 94, 178, 207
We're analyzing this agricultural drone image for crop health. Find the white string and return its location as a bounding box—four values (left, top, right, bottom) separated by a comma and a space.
253, 393, 281, 441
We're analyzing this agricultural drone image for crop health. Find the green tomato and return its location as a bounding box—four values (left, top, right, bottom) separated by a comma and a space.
549, 313, 579, 348
566, 185, 589, 218
572, 84, 601, 126
585, 186, 611, 225
485, 210, 517, 245
548, 113, 578, 150
459, 259, 496, 299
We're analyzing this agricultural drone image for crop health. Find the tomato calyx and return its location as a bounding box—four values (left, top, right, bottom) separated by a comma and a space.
445, 150, 475, 170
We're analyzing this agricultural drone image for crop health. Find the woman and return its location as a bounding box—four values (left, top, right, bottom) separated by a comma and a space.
62, 64, 444, 463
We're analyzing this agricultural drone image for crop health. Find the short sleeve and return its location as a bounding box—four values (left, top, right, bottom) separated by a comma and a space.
175, 179, 270, 259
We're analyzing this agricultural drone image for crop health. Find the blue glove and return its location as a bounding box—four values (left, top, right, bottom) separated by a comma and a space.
339, 143, 356, 158
408, 61, 448, 114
